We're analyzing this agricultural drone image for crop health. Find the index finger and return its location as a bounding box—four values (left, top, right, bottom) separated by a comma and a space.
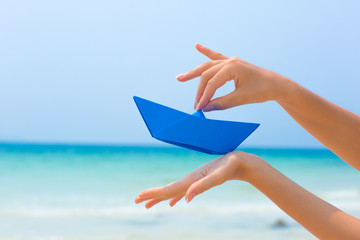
196, 66, 230, 110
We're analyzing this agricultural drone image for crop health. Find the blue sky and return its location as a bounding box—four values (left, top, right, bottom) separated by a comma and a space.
0, 0, 359, 147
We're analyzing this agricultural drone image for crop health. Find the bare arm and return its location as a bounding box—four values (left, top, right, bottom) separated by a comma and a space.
248, 156, 360, 240
135, 151, 360, 240
277, 82, 360, 171
135, 44, 360, 239
177, 43, 360, 171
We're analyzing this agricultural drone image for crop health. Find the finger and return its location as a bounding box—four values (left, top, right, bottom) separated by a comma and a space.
176, 60, 223, 82
194, 62, 226, 109
196, 43, 228, 60
136, 160, 219, 205
136, 176, 195, 204
185, 171, 224, 203
169, 195, 184, 207
196, 65, 232, 110
202, 91, 239, 112
135, 186, 164, 204
160, 181, 187, 199
145, 198, 162, 209
135, 195, 143, 204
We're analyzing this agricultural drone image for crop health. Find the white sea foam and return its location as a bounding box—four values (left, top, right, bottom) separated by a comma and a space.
321, 188, 360, 200
0, 204, 277, 218
1, 199, 359, 219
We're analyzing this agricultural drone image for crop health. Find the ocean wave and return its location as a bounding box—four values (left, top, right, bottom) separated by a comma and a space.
320, 188, 360, 200
0, 204, 281, 218
1, 200, 359, 218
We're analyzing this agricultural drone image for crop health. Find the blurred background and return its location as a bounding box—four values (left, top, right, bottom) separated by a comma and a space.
0, 0, 359, 239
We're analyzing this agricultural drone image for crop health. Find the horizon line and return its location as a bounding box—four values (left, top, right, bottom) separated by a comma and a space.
0, 140, 327, 151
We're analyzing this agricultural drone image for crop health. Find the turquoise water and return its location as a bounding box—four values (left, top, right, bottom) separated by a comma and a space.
0, 143, 359, 240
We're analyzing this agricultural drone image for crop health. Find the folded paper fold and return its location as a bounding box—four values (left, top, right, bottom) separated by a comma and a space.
133, 96, 260, 155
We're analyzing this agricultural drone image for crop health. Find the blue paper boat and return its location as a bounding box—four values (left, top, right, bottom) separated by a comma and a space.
133, 96, 260, 155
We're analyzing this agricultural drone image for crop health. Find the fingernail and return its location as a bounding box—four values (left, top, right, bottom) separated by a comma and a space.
196, 42, 203, 48
195, 102, 201, 111
176, 74, 185, 80
194, 100, 198, 110
187, 193, 196, 203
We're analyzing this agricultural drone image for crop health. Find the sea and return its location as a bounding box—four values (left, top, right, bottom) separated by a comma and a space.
0, 143, 359, 240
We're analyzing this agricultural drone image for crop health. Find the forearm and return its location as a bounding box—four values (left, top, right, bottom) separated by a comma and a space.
248, 162, 360, 240
274, 77, 360, 171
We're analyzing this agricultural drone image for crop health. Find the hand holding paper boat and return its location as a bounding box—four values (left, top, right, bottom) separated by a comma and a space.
133, 96, 259, 155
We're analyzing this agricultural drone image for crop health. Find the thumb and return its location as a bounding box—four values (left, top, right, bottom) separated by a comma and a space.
202, 92, 239, 112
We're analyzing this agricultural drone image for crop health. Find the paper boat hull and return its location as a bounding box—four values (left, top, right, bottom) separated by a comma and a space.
134, 96, 259, 155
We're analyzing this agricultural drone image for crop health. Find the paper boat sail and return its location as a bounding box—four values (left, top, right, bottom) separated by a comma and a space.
133, 96, 260, 155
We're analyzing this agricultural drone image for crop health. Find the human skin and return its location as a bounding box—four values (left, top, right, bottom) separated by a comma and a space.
135, 43, 360, 239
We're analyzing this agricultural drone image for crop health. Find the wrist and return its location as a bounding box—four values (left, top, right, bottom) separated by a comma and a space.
230, 151, 270, 183
267, 71, 299, 104
246, 159, 275, 186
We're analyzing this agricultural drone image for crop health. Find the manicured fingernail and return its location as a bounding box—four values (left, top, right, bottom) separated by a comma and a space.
195, 102, 202, 111
187, 193, 196, 203
176, 74, 185, 80
194, 100, 198, 110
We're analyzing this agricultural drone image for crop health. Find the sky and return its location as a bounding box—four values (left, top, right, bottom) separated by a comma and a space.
0, 0, 359, 148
